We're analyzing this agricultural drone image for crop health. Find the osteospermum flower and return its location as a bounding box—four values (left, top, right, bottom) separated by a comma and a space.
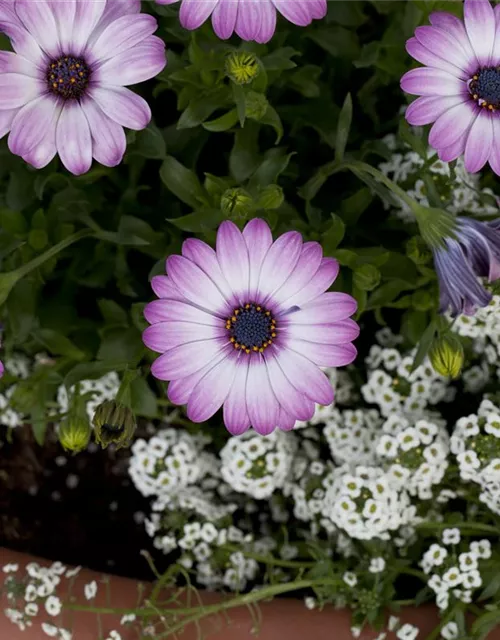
401, 0, 500, 174
156, 0, 326, 43
143, 219, 359, 435
0, 0, 166, 174
434, 217, 500, 316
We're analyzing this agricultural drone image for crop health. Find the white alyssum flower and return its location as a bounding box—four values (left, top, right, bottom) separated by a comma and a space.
441, 622, 459, 640
84, 581, 98, 600
343, 572, 357, 587
42, 623, 59, 638
45, 595, 62, 616
220, 430, 297, 500
57, 371, 120, 421
442, 528, 461, 546
3, 563, 19, 573
324, 408, 381, 466
120, 614, 137, 625
396, 623, 419, 640
369, 557, 386, 573
304, 597, 317, 610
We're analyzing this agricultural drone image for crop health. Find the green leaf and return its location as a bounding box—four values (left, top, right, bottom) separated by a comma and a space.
472, 608, 500, 640
232, 83, 247, 127
366, 279, 414, 309
33, 329, 85, 360
202, 109, 239, 132
160, 155, 206, 208
411, 320, 437, 372
259, 105, 284, 144
129, 377, 158, 418
353, 263, 380, 291
167, 208, 225, 232
0, 209, 27, 235
133, 123, 167, 159
335, 93, 353, 164
321, 213, 346, 254
98, 300, 129, 327
64, 361, 130, 391
249, 150, 294, 189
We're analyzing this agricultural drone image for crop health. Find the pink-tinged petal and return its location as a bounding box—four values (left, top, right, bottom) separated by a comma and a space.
168, 347, 229, 405
272, 0, 312, 26
151, 338, 225, 380
429, 11, 478, 64
400, 68, 465, 97
144, 299, 218, 326
429, 101, 477, 149
264, 353, 315, 421
278, 258, 339, 310
414, 26, 474, 75
180, 0, 219, 30
187, 348, 238, 422
0, 109, 17, 139
309, 0, 327, 19
0, 17, 46, 65
243, 218, 273, 300
488, 117, 500, 175
0, 50, 43, 78
0, 74, 42, 109
8, 95, 62, 158
88, 13, 158, 64
88, 0, 142, 46
246, 355, 279, 435
283, 292, 357, 324
464, 112, 493, 173
405, 38, 468, 79
55, 102, 92, 175
273, 346, 334, 406
49, 0, 76, 52
72, 0, 106, 56
283, 319, 360, 346
276, 407, 296, 431
211, 0, 238, 39
255, 0, 276, 43
92, 35, 166, 86
272, 242, 323, 306
157, 0, 180, 4
21, 120, 58, 169
81, 97, 126, 168
151, 275, 186, 302
167, 254, 230, 316
216, 221, 250, 305
287, 339, 357, 367
88, 86, 151, 130
182, 238, 235, 304
143, 321, 225, 353
464, 0, 495, 66
223, 357, 251, 435
258, 231, 303, 303
405, 95, 466, 126
437, 130, 468, 163
235, 0, 262, 41
15, 0, 60, 58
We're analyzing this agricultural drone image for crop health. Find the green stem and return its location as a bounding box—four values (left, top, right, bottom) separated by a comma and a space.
223, 545, 316, 569
416, 522, 500, 536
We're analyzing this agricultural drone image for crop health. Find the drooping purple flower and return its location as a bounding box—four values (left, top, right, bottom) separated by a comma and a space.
156, 0, 326, 43
434, 217, 500, 316
0, 0, 166, 175
401, 0, 500, 174
143, 219, 359, 435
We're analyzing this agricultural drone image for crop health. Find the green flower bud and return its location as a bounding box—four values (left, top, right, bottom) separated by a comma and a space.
429, 334, 464, 379
406, 236, 432, 265
245, 91, 269, 120
353, 264, 381, 292
58, 416, 91, 454
221, 188, 254, 219
256, 185, 284, 210
225, 52, 260, 85
92, 400, 136, 450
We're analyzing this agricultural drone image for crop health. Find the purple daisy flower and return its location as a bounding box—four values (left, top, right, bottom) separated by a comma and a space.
434, 217, 500, 316
401, 0, 500, 174
0, 0, 166, 175
155, 0, 326, 44
143, 219, 359, 435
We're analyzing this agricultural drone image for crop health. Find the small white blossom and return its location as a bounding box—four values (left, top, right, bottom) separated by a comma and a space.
45, 595, 62, 617
120, 614, 137, 625
343, 571, 357, 587
396, 623, 419, 640
84, 580, 98, 600
369, 557, 386, 573
441, 622, 459, 640
470, 539, 492, 559
42, 623, 59, 638
2, 563, 19, 573
304, 597, 316, 610
442, 528, 461, 546
442, 567, 462, 587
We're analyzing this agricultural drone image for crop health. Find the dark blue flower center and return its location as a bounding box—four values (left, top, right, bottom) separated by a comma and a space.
226, 304, 276, 353
47, 56, 91, 100
469, 67, 500, 110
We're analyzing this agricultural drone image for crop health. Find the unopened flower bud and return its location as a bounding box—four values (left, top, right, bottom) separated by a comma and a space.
225, 52, 260, 85
245, 91, 269, 120
221, 188, 253, 219
429, 334, 464, 379
93, 400, 136, 450
58, 416, 91, 454
256, 185, 284, 210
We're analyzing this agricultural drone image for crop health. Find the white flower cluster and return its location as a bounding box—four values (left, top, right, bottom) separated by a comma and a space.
324, 408, 381, 466
57, 371, 120, 422
376, 415, 449, 499
420, 529, 491, 611
362, 345, 452, 418
220, 430, 297, 499
0, 353, 30, 428
451, 398, 500, 514
321, 465, 417, 541
2, 560, 78, 637
379, 134, 497, 223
